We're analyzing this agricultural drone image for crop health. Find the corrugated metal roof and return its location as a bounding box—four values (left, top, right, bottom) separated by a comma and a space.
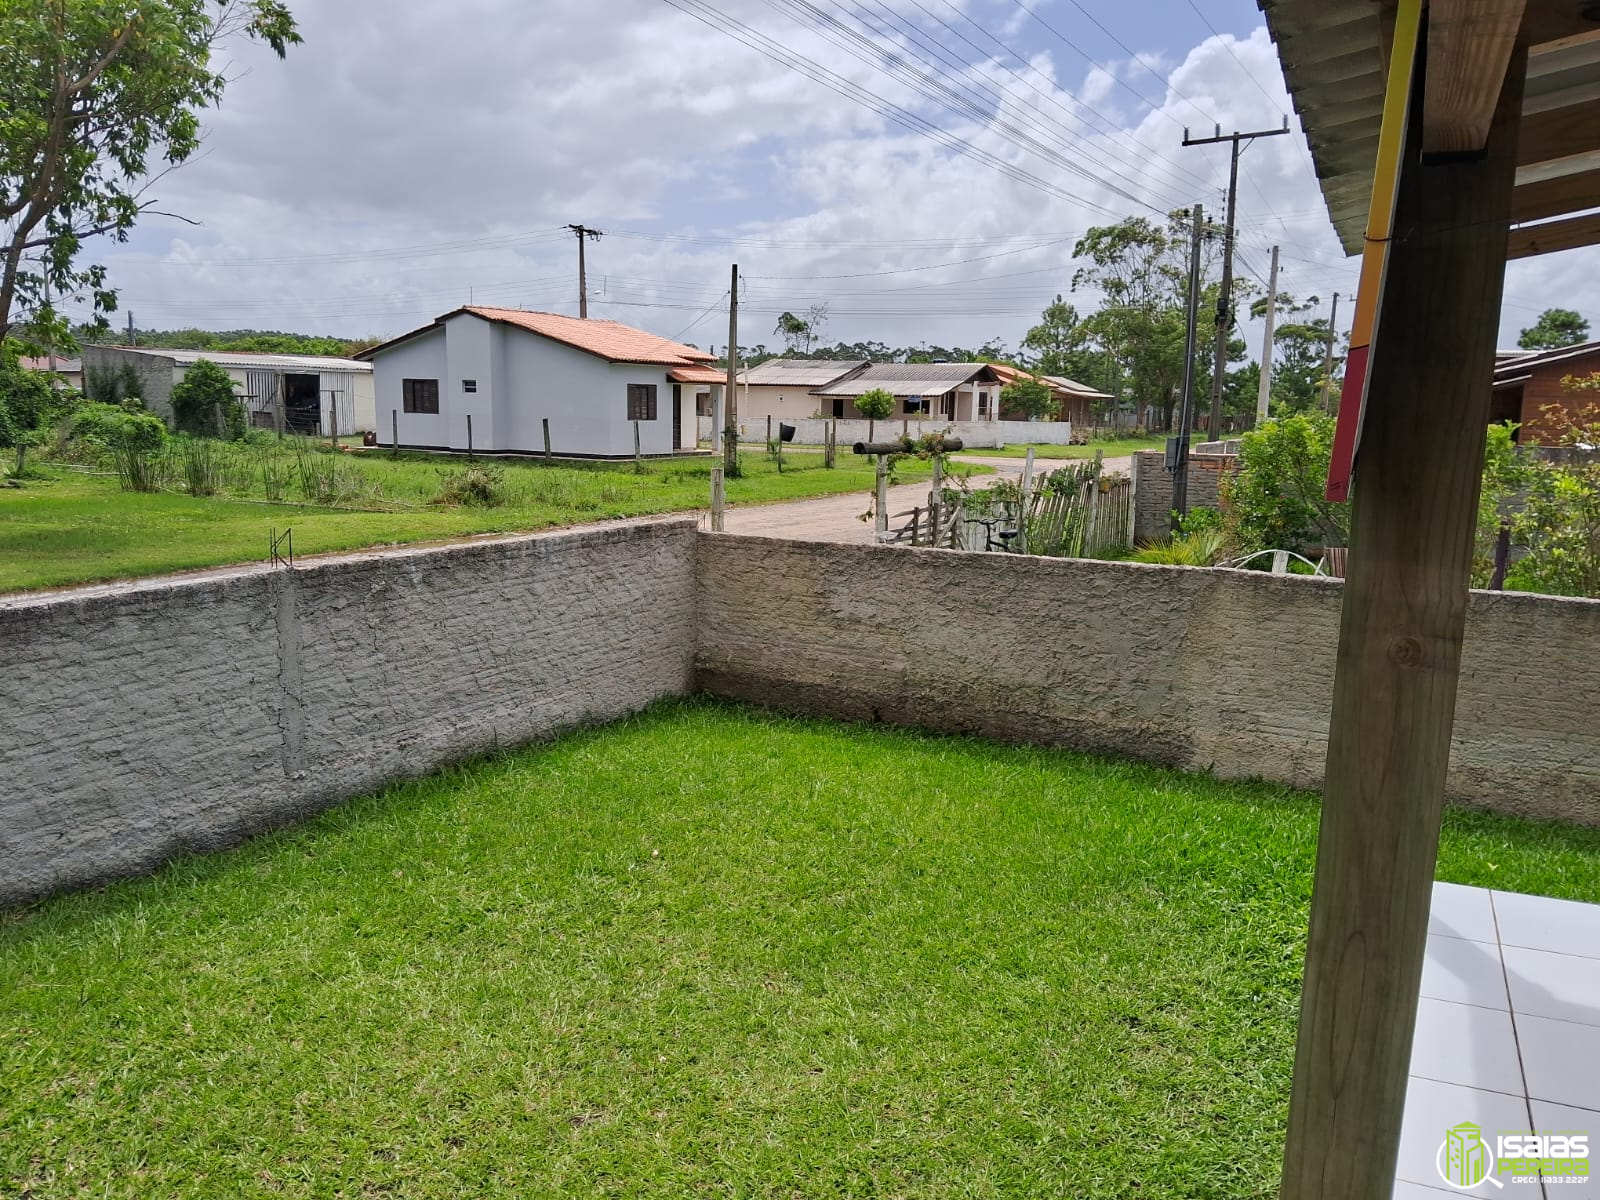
1041, 374, 1114, 401
813, 362, 996, 398
739, 358, 868, 387
99, 346, 371, 373
1259, 2, 1600, 255
1490, 338, 1600, 382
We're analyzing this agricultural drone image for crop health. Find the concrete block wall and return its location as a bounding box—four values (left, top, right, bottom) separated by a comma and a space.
0, 520, 697, 906
695, 536, 1600, 828
1131, 449, 1236, 543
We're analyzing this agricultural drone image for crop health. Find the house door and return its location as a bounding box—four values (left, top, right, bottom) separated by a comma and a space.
672, 384, 682, 449
832, 397, 845, 419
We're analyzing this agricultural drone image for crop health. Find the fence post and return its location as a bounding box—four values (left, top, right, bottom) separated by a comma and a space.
824, 419, 836, 469
710, 464, 725, 532
634, 419, 642, 472
928, 454, 944, 547
328, 397, 337, 448
391, 410, 399, 459
1018, 446, 1037, 554
874, 454, 888, 538
542, 417, 552, 461
766, 414, 772, 446
466, 414, 473, 458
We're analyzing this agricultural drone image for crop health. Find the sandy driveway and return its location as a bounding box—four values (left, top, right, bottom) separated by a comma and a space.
717, 453, 1131, 544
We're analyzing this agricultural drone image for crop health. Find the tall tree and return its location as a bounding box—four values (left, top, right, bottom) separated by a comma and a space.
1248, 293, 1346, 415
1517, 307, 1591, 350
1069, 213, 1219, 432
0, 0, 301, 343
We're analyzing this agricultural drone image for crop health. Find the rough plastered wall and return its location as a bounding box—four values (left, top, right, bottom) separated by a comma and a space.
695, 535, 1600, 827
0, 519, 697, 906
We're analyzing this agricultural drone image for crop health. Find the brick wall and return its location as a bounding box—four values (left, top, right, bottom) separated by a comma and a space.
1131, 450, 1236, 542
696, 536, 1600, 828
0, 520, 697, 905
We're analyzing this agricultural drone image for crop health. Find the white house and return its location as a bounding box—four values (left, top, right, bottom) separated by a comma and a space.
78, 345, 376, 433
358, 307, 714, 457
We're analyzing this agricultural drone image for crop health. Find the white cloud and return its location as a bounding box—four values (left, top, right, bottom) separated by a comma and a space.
73, 1, 1597, 355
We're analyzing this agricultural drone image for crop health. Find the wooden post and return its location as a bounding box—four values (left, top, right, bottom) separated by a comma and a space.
542, 417, 552, 461
328, 396, 337, 448
766, 414, 772, 446
633, 419, 642, 472
391, 410, 398, 459
1018, 446, 1037, 554
928, 454, 944, 546
874, 455, 888, 538
466, 413, 473, 458
275, 372, 285, 439
1279, 43, 1525, 1200
825, 419, 837, 468
724, 265, 739, 475
710, 465, 725, 532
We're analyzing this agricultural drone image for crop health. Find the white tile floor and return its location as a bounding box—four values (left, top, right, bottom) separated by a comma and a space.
1394, 881, 1600, 1198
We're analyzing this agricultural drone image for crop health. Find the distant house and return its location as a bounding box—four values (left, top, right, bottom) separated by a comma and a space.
79, 345, 375, 434
1491, 340, 1600, 443
986, 363, 1112, 426
736, 358, 869, 421
357, 307, 713, 457
18, 356, 84, 392
811, 362, 1004, 422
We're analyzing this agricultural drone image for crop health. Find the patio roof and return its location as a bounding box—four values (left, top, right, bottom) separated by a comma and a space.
1259, 2, 1600, 258
812, 362, 998, 398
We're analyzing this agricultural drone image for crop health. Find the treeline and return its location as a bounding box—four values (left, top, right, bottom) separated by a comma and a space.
76, 327, 381, 358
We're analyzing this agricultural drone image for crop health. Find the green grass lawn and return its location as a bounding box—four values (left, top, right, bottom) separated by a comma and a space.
4, 700, 1597, 1199
957, 432, 1198, 460
0, 447, 937, 592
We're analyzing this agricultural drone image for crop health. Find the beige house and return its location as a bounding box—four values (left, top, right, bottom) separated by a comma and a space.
735, 358, 868, 421
811, 362, 1004, 423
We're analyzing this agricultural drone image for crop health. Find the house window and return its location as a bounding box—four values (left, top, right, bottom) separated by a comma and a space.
627, 383, 658, 421
903, 397, 925, 415
402, 378, 440, 414
462, 379, 478, 393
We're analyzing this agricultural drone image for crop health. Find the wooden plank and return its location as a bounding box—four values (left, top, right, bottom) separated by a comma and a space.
1518, 98, 1600, 165
1279, 38, 1526, 1200
1423, 0, 1527, 157
1510, 163, 1600, 220
1507, 210, 1600, 257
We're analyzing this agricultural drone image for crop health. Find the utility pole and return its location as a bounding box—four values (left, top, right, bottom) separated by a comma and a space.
1171, 203, 1204, 532
1182, 119, 1290, 440
724, 264, 739, 475
1256, 244, 1280, 425
43, 276, 55, 372
566, 224, 603, 318
1321, 292, 1341, 412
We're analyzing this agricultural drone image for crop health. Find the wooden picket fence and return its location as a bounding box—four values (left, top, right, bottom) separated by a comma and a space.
883, 455, 1132, 558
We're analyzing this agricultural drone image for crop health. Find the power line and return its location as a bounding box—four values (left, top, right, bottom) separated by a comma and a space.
1181, 0, 1282, 111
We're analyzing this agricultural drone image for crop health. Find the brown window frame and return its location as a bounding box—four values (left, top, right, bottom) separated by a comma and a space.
626, 382, 658, 421
402, 378, 440, 414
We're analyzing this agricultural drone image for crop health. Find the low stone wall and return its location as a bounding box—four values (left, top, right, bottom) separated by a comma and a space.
695, 535, 1600, 827
0, 520, 697, 906
696, 414, 1074, 448
1131, 449, 1237, 542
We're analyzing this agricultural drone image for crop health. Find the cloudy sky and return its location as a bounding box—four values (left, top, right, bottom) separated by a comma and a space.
82, 0, 1600, 357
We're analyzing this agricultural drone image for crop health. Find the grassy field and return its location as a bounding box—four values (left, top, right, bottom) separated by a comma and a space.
956, 432, 1198, 460
0, 446, 939, 592
4, 700, 1597, 1199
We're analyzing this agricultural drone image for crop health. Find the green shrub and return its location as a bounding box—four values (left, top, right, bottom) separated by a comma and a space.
109, 413, 169, 492
170, 359, 246, 439
432, 464, 507, 507
1222, 413, 1349, 556
176, 436, 223, 496
1132, 528, 1227, 566
1000, 376, 1056, 420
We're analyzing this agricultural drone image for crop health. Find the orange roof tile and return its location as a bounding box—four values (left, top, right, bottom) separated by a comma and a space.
463, 307, 715, 366
667, 364, 727, 385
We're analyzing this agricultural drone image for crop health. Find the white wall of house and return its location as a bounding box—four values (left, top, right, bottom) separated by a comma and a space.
375, 327, 449, 447
373, 313, 692, 456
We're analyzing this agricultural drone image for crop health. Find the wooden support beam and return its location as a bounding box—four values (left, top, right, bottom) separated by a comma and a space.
1507, 210, 1600, 258
1511, 162, 1600, 220
1517, 98, 1600, 166
1279, 39, 1526, 1200
1423, 0, 1527, 158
